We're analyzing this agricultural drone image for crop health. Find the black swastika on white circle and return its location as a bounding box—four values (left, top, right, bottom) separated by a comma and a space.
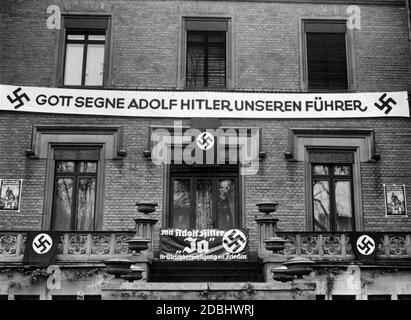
356, 235, 375, 256
32, 233, 53, 254
222, 229, 247, 254
196, 132, 214, 151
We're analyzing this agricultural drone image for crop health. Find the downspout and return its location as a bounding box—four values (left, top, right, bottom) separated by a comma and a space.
407, 0, 411, 42
406, 0, 411, 103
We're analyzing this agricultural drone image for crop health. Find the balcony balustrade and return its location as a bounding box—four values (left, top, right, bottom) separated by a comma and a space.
1, 231, 410, 264
276, 232, 411, 262
0, 231, 135, 264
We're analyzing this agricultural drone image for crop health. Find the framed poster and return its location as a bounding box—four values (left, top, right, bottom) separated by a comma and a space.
0, 179, 23, 212
384, 184, 407, 217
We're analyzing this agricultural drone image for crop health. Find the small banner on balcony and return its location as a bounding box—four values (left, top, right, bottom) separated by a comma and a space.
22, 232, 60, 267
159, 228, 248, 261
384, 184, 407, 217
350, 233, 381, 263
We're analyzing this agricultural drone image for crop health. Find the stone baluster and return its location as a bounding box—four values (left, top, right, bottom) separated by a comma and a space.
133, 218, 158, 257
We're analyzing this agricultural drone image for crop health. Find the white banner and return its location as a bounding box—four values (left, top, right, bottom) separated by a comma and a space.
0, 84, 409, 119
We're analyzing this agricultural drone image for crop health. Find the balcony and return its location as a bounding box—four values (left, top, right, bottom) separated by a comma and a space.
276, 232, 411, 264
0, 231, 135, 264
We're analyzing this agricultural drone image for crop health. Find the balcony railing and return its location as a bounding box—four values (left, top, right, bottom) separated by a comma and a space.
1, 231, 411, 264
276, 232, 411, 261
0, 231, 135, 263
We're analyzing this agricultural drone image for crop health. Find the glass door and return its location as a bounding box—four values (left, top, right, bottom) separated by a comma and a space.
169, 167, 239, 229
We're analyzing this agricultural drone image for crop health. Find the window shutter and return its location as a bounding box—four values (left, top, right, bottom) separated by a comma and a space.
309, 151, 354, 164
306, 26, 348, 90
54, 148, 100, 160
64, 16, 108, 29
207, 40, 226, 88
305, 22, 346, 33
185, 20, 228, 31
186, 31, 226, 88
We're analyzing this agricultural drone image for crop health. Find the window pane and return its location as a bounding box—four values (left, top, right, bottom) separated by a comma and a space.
313, 181, 330, 231
207, 45, 226, 88
78, 161, 97, 173
306, 32, 348, 89
217, 179, 236, 229
368, 295, 391, 300
67, 34, 85, 40
64, 43, 84, 85
14, 295, 40, 300
334, 165, 351, 176
196, 179, 213, 229
187, 32, 205, 42
172, 179, 191, 229
76, 178, 96, 230
85, 44, 105, 86
53, 178, 73, 230
88, 35, 105, 41
56, 161, 75, 173
208, 32, 225, 43
335, 181, 353, 231
313, 165, 328, 175
186, 45, 205, 88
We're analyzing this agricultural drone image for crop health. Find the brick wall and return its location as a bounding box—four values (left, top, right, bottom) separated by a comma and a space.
0, 0, 410, 250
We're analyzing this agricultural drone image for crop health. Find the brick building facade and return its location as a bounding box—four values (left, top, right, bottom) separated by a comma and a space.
0, 0, 410, 300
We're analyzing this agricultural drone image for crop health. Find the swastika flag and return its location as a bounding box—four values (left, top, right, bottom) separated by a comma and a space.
350, 233, 381, 263
22, 232, 60, 267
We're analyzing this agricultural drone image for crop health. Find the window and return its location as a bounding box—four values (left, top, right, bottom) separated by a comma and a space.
398, 294, 411, 300
52, 295, 101, 300
62, 16, 110, 87
286, 128, 377, 231
332, 295, 356, 300
302, 20, 352, 91
169, 166, 240, 229
51, 148, 100, 231
14, 295, 40, 300
368, 295, 391, 300
310, 151, 355, 232
181, 18, 231, 89
26, 125, 124, 230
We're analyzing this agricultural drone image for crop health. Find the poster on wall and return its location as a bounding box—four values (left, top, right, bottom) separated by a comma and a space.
0, 179, 23, 212
384, 184, 407, 217
160, 228, 248, 261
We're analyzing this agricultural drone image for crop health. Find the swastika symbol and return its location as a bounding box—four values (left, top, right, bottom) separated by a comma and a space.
32, 233, 53, 254
222, 229, 247, 254
374, 93, 397, 115
196, 132, 214, 151
356, 235, 375, 256
6, 87, 30, 109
